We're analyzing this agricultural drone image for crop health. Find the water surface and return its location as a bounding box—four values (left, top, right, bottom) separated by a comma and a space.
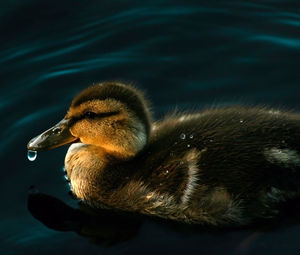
1, 0, 300, 254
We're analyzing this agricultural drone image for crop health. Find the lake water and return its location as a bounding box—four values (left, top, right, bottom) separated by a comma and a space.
1, 0, 300, 254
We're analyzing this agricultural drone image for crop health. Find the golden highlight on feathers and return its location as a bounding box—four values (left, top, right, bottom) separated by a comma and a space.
65, 82, 151, 157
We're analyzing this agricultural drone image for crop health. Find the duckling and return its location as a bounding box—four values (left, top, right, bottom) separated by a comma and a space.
27, 81, 300, 227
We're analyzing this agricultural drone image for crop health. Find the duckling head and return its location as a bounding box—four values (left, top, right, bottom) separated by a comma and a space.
27, 82, 152, 158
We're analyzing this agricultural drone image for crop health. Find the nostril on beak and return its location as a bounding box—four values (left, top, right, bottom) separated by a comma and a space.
52, 127, 62, 135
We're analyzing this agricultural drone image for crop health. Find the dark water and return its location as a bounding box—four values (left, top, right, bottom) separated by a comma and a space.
1, 0, 300, 254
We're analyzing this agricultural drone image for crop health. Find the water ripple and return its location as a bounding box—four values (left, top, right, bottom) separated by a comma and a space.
277, 19, 300, 27
250, 35, 300, 48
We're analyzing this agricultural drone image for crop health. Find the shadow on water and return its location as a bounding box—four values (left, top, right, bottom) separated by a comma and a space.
27, 187, 300, 251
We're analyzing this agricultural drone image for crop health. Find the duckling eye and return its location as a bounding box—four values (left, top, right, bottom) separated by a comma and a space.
84, 111, 97, 119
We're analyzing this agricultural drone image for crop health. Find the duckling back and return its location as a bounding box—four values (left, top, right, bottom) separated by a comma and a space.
93, 106, 300, 226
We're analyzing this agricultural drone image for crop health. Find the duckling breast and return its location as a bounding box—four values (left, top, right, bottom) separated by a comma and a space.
65, 143, 107, 201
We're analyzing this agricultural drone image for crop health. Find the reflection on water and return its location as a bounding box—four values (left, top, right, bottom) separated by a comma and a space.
1, 0, 300, 254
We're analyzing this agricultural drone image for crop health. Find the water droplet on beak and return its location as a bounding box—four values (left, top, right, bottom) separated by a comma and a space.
27, 150, 37, 161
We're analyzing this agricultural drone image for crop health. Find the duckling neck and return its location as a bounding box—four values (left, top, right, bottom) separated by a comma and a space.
99, 143, 139, 159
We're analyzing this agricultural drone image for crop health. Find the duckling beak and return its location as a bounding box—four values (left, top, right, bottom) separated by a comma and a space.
27, 119, 78, 151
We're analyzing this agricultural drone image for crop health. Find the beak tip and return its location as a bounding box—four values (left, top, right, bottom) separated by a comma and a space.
27, 137, 41, 151
27, 143, 37, 151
